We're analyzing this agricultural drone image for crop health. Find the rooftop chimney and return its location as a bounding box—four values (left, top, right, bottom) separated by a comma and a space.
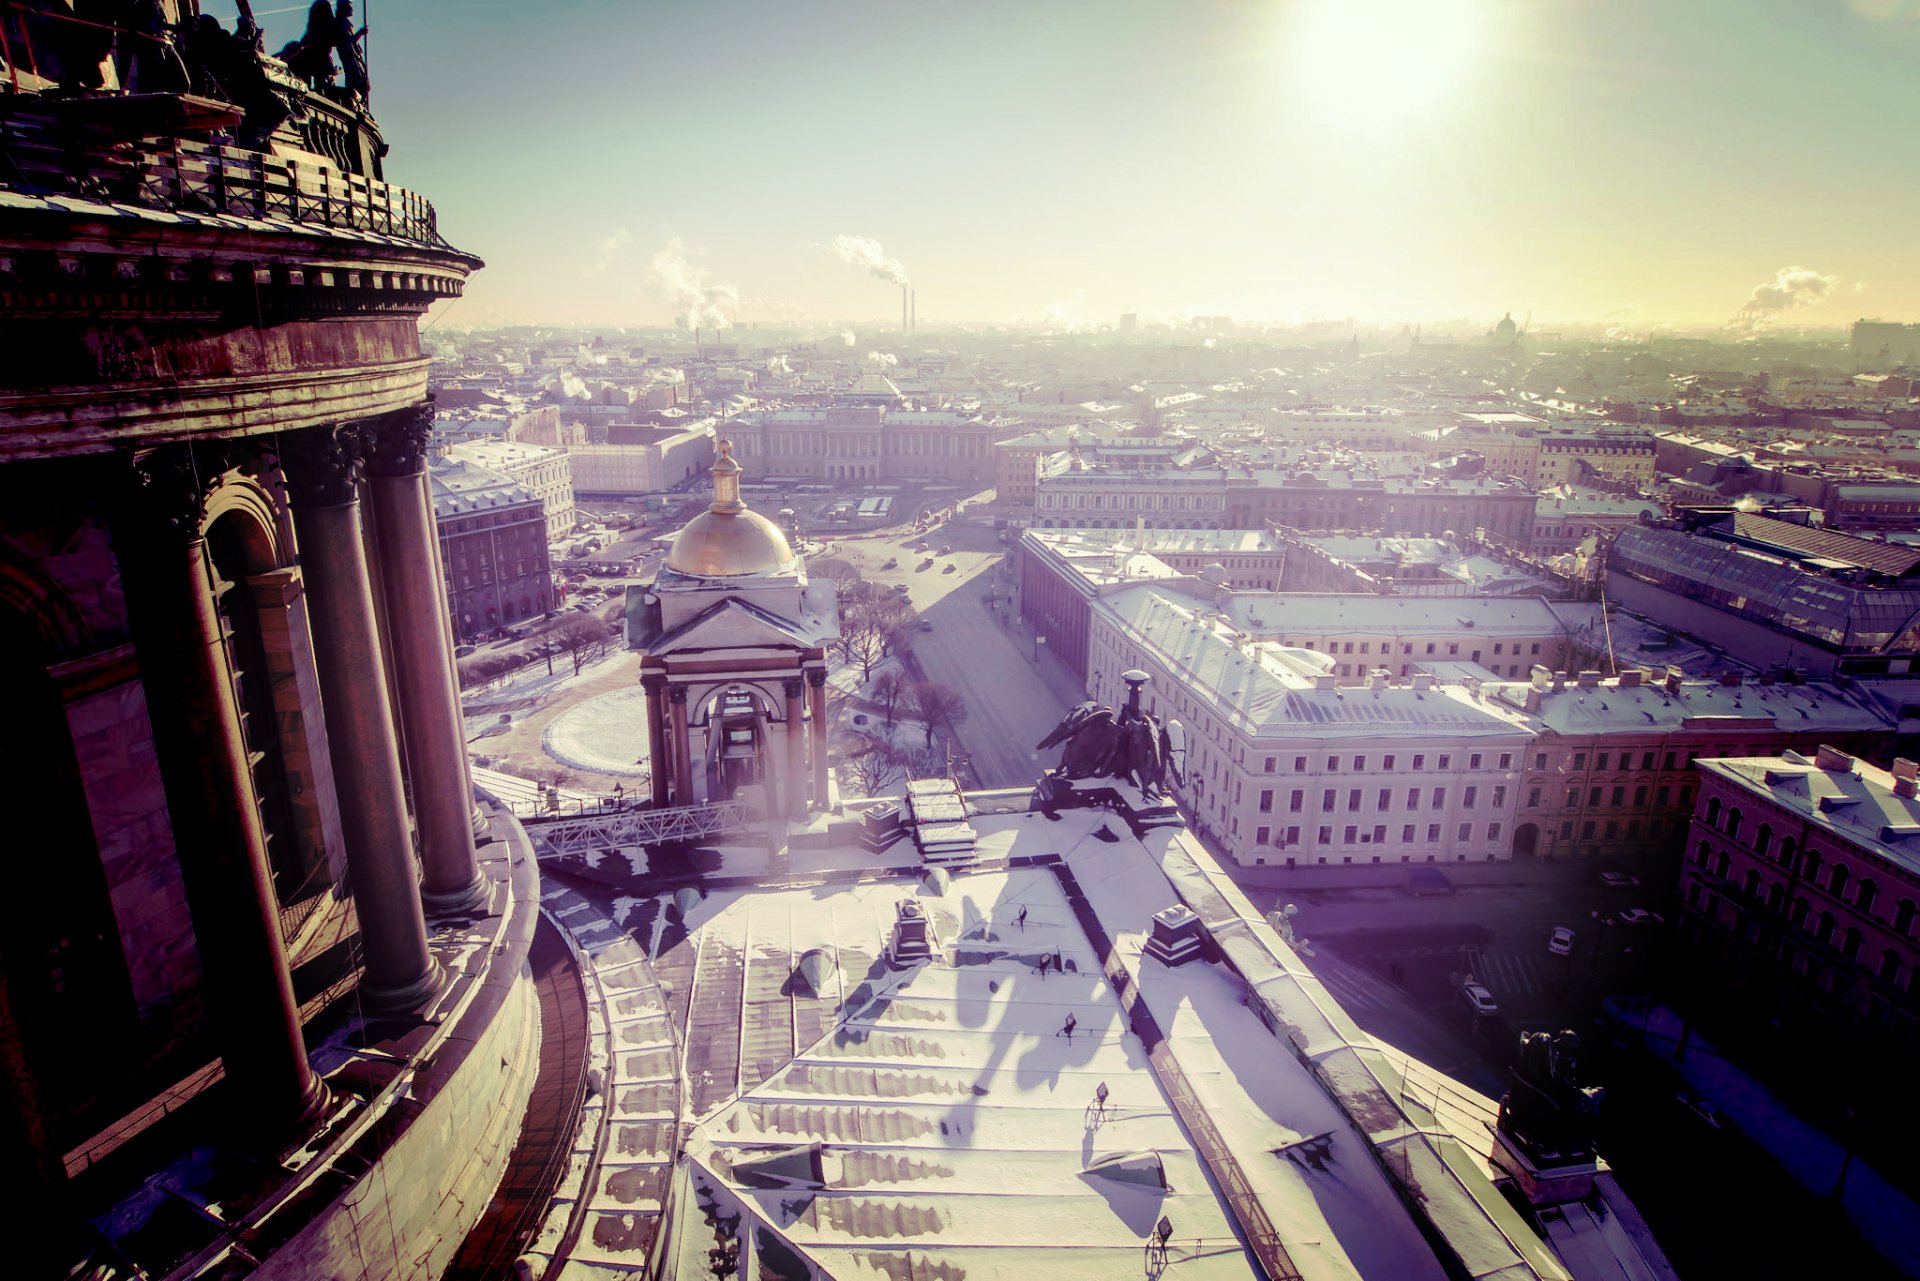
1370, 669, 1390, 691
1529, 665, 1553, 691
1412, 673, 1435, 691
1720, 671, 1743, 687
1576, 671, 1602, 689
887, 899, 935, 965
1619, 669, 1643, 688
1664, 665, 1684, 695
1143, 904, 1204, 967
1814, 744, 1856, 774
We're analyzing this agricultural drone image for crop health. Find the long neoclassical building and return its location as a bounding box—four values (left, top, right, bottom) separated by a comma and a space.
1, 18, 545, 1280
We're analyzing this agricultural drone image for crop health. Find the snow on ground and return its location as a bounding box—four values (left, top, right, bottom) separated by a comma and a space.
542, 685, 650, 777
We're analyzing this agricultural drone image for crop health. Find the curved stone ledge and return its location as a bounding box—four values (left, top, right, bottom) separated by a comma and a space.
194, 798, 544, 1281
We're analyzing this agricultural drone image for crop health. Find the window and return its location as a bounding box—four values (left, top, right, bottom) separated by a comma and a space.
1427, 824, 1442, 842
1492, 785, 1506, 807
1327, 756, 1341, 771
1344, 825, 1358, 844
1664, 752, 1677, 770
1565, 786, 1580, 809
1402, 824, 1416, 842
1573, 753, 1587, 769
1433, 787, 1448, 808
1354, 756, 1367, 771
1383, 755, 1396, 770
1348, 789, 1362, 812
1488, 823, 1503, 842
1294, 756, 1308, 772
1258, 790, 1273, 813
1589, 787, 1602, 807
1378, 788, 1392, 810
1641, 752, 1655, 770
1527, 787, 1541, 807
1322, 788, 1337, 810
1263, 757, 1276, 773
1289, 790, 1304, 812
1830, 864, 1850, 897
1458, 822, 1473, 841
1469, 754, 1483, 770
1857, 879, 1878, 914
1634, 786, 1648, 806
1285, 826, 1300, 846
1611, 786, 1625, 806
1448, 643, 1459, 656
1582, 820, 1596, 838
1407, 787, 1422, 809
1657, 785, 1671, 805
1499, 753, 1513, 769
1531, 643, 1541, 655
1318, 825, 1333, 844
1463, 786, 1479, 809
1256, 826, 1270, 845
1437, 755, 1451, 770
1412, 754, 1425, 770
1597, 753, 1610, 771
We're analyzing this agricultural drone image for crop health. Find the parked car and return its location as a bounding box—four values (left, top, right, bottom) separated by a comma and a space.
1404, 867, 1455, 897
1619, 908, 1664, 926
881, 557, 898, 569
1548, 926, 1575, 956
938, 544, 952, 555
942, 563, 957, 573
1599, 871, 1640, 889
917, 620, 934, 632
454, 644, 476, 658
1459, 980, 1499, 1017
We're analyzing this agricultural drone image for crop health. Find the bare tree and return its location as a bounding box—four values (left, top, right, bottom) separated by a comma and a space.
832, 615, 891, 684
546, 613, 611, 676
872, 669, 908, 727
839, 739, 906, 797
905, 681, 968, 748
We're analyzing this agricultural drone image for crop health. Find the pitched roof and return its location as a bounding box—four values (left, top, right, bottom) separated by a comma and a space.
1726, 513, 1920, 578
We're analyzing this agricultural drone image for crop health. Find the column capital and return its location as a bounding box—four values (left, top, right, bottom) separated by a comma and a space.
805, 667, 828, 689
667, 684, 688, 705
281, 424, 365, 507
361, 402, 437, 479
125, 441, 244, 539
783, 677, 805, 700
641, 672, 668, 694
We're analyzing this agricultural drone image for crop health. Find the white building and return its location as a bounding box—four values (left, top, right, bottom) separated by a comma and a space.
441, 439, 576, 541
1088, 586, 1531, 868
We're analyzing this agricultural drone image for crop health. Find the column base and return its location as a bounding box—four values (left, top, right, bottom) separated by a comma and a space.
358, 960, 447, 1018
471, 800, 491, 839
422, 870, 492, 918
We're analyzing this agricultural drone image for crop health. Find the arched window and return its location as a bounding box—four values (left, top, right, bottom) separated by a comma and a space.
1880, 949, 1902, 982
1790, 897, 1810, 928
1896, 898, 1917, 938
1842, 927, 1863, 962
1857, 879, 1877, 915
1727, 807, 1743, 838
1780, 837, 1797, 872
1743, 869, 1761, 898
1801, 847, 1822, 882
1815, 912, 1835, 945
1829, 864, 1850, 898
1755, 823, 1773, 859
1705, 796, 1722, 827
1695, 839, 1712, 866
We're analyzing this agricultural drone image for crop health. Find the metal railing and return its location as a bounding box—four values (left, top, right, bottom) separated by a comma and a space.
526, 799, 755, 858
1, 111, 447, 246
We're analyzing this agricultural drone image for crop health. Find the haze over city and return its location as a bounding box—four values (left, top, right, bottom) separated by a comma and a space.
203, 0, 1920, 331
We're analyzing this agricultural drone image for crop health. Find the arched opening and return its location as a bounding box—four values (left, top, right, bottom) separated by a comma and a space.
206, 515, 314, 914
692, 684, 779, 805
1511, 822, 1539, 860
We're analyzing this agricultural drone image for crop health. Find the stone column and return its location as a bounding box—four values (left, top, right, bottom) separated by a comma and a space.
807, 667, 830, 807
363, 407, 489, 915
120, 446, 329, 1135
642, 673, 670, 807
283, 426, 441, 1014
784, 677, 808, 818
668, 684, 693, 805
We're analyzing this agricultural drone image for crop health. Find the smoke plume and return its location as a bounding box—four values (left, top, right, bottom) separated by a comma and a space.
839, 330, 858, 347
864, 350, 899, 369
831, 235, 910, 285
584, 228, 633, 278
1741, 265, 1839, 316
646, 236, 737, 331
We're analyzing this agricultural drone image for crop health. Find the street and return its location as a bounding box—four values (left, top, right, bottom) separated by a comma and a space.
830, 520, 1071, 788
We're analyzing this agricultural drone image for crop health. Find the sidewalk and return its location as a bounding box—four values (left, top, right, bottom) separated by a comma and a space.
1606, 999, 1920, 1277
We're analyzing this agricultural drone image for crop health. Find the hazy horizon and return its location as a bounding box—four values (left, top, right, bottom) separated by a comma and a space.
204, 0, 1920, 332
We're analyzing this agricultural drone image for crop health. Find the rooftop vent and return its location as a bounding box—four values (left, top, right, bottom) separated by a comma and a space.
1412, 674, 1436, 691
887, 899, 936, 965
1576, 671, 1603, 689
1142, 904, 1204, 967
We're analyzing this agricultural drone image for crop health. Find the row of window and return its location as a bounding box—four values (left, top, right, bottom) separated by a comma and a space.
1251, 821, 1505, 847
1701, 801, 1918, 934
1261, 752, 1513, 773
1258, 784, 1508, 814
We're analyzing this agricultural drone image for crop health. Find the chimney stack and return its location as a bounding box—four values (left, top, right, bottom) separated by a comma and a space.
902, 284, 909, 335
911, 289, 916, 333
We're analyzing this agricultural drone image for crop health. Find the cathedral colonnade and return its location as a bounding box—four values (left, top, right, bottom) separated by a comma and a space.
0, 411, 491, 1226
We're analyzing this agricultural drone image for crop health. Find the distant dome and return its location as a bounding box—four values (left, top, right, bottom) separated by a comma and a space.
664, 441, 798, 578
1495, 312, 1517, 337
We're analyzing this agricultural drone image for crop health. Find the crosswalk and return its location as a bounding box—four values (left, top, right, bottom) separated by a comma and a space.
1305, 958, 1407, 1017
1307, 948, 1567, 1018
1465, 951, 1562, 1002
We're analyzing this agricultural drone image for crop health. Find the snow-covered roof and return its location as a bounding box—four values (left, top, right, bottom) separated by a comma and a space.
1702, 753, 1920, 878
635, 807, 1579, 1279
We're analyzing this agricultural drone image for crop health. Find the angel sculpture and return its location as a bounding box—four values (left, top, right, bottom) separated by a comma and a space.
1037, 681, 1187, 802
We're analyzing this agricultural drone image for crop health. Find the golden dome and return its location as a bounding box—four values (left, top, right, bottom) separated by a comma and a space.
664, 440, 798, 577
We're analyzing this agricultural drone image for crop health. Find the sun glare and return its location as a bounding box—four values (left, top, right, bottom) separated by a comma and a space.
1285, 0, 1486, 129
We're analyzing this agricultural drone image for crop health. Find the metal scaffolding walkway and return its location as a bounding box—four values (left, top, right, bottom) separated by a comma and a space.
525, 800, 755, 858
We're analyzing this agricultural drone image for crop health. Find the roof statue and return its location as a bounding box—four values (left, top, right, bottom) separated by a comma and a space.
1035, 670, 1186, 802
1497, 1029, 1604, 1165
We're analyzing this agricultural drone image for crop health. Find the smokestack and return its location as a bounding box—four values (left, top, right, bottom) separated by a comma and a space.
911, 289, 916, 333
902, 284, 910, 335
694, 326, 701, 348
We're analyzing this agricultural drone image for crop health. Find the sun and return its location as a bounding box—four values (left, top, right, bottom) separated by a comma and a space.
1283, 0, 1487, 129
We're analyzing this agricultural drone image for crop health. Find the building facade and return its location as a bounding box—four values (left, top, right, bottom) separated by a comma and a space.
1680, 748, 1918, 1050
441, 438, 577, 541
431, 460, 555, 638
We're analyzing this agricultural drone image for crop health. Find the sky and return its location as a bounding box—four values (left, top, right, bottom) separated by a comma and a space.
209, 0, 1920, 331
